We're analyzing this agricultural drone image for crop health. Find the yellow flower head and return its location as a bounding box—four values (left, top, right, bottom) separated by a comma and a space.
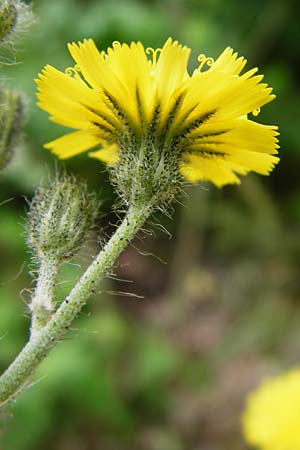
242, 369, 300, 450
36, 38, 279, 202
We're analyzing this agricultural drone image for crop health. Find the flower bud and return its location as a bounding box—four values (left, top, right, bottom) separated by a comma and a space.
0, 1, 17, 42
0, 88, 23, 171
0, 0, 34, 45
27, 175, 99, 261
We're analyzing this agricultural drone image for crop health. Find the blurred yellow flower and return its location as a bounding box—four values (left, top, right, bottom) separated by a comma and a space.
36, 38, 279, 187
242, 369, 300, 450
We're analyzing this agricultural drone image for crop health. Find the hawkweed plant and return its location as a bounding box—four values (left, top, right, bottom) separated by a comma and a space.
0, 37, 279, 407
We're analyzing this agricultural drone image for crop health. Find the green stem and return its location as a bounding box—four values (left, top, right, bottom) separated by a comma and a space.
30, 255, 59, 339
0, 201, 153, 407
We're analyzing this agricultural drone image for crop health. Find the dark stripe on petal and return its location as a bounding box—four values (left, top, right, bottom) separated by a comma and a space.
179, 110, 216, 138
171, 110, 216, 150
159, 92, 186, 137
135, 85, 146, 129
191, 129, 230, 139
184, 148, 227, 158
143, 102, 161, 148
102, 89, 138, 136
82, 104, 121, 133
149, 102, 161, 131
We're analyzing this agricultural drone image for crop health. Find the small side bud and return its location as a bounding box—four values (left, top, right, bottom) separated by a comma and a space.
0, 0, 34, 45
0, 2, 17, 42
27, 175, 99, 261
0, 88, 23, 171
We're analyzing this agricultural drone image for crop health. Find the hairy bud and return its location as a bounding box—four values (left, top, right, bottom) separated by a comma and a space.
27, 175, 99, 261
0, 0, 34, 45
0, 1, 17, 42
0, 88, 23, 171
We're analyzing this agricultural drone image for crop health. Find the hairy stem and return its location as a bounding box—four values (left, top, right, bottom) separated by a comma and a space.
30, 256, 59, 339
0, 201, 153, 407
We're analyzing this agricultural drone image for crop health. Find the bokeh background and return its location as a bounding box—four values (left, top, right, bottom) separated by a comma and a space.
0, 0, 299, 449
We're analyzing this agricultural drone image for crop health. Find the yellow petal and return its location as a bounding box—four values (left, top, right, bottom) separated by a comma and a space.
188, 118, 279, 155
44, 130, 102, 159
68, 40, 139, 130
89, 143, 119, 165
105, 41, 155, 126
36, 65, 119, 131
180, 153, 241, 187
177, 67, 274, 131
209, 47, 247, 75
154, 38, 191, 114
67, 39, 122, 95
180, 147, 279, 187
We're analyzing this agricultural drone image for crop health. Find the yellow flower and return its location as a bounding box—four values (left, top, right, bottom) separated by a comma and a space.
242, 369, 300, 450
36, 38, 279, 188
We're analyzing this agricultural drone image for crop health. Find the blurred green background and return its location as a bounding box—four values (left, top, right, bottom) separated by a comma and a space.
0, 0, 300, 449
